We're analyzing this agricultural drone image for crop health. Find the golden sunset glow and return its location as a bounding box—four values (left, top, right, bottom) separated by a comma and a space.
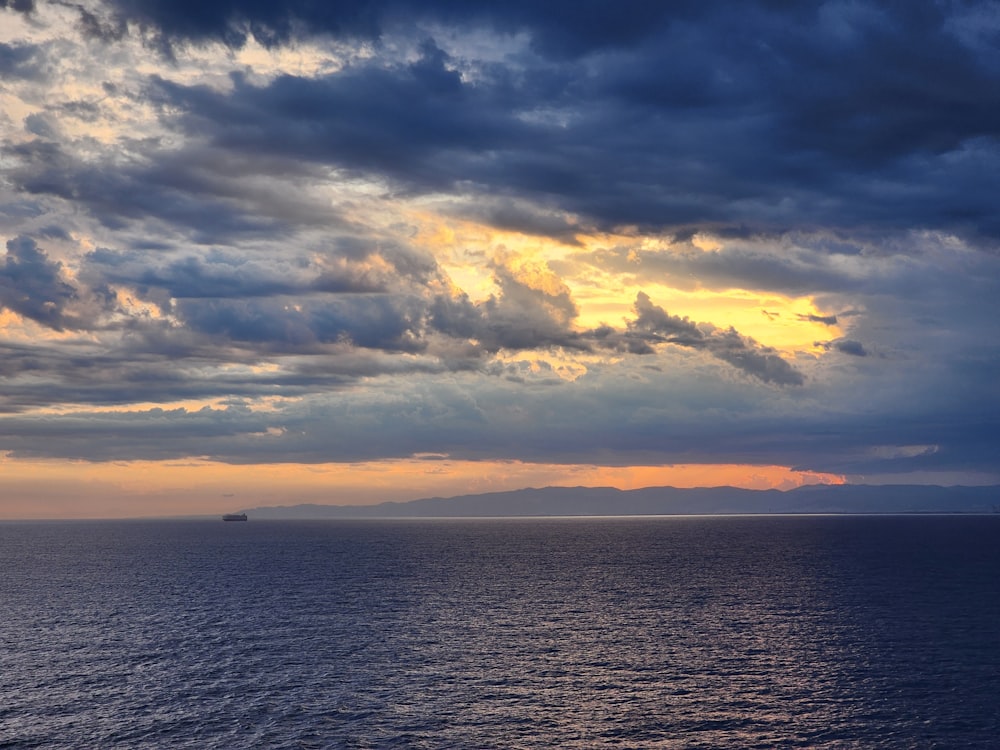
0, 455, 845, 519
403, 208, 844, 360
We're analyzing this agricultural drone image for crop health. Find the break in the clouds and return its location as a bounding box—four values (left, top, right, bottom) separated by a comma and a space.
1, 0, 999, 487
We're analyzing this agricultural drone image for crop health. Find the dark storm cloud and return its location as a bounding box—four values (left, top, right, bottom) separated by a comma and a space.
142, 46, 533, 195
94, 0, 686, 56
451, 198, 585, 245
817, 338, 869, 357
835, 339, 867, 357
0, 0, 34, 14
82, 1, 1000, 245
174, 294, 429, 353
9, 3, 996, 253
84, 247, 386, 301
9, 139, 275, 242
7, 139, 335, 243
0, 236, 84, 330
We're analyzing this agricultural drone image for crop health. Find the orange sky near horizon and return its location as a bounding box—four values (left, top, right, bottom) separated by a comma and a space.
0, 456, 844, 520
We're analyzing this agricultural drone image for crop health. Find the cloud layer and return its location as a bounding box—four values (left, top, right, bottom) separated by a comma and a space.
1, 0, 999, 484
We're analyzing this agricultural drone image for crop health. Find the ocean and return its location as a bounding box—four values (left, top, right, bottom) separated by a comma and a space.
2, 515, 999, 748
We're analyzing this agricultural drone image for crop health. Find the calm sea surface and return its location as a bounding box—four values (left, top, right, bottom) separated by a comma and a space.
2, 515, 999, 748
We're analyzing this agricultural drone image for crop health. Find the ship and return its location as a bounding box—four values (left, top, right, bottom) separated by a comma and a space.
222, 513, 248, 522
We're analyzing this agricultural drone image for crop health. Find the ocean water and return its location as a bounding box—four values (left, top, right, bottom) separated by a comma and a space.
1, 516, 999, 749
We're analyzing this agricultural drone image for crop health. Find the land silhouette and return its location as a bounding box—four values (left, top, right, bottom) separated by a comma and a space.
241, 484, 1000, 519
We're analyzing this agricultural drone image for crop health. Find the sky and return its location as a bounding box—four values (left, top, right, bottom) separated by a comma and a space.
1, 0, 999, 518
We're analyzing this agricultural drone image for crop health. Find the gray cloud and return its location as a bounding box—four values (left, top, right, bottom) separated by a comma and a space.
0, 236, 108, 330
0, 360, 994, 478
0, 1, 34, 15
580, 240, 868, 296
9, 4, 997, 255
428, 269, 586, 355
823, 339, 869, 357
88, 3, 998, 246
707, 329, 806, 387
799, 313, 839, 326
9, 139, 298, 241
83, 247, 388, 301
0, 41, 44, 80
448, 197, 586, 245
598, 292, 805, 386
91, 0, 686, 57
175, 294, 430, 353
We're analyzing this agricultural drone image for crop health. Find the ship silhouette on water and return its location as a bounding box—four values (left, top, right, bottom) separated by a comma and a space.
222, 513, 247, 522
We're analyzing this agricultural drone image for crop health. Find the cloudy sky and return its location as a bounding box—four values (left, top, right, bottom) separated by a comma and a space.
1, 0, 999, 517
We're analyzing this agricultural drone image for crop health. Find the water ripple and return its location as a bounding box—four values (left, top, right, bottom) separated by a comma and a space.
2, 516, 999, 748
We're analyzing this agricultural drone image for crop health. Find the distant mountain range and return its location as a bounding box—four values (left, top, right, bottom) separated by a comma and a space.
242, 484, 1000, 519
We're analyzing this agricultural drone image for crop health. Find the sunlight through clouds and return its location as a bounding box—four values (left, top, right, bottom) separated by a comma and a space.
1, 0, 999, 516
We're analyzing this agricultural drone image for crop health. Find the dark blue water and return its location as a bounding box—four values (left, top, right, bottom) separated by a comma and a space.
2, 516, 999, 748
